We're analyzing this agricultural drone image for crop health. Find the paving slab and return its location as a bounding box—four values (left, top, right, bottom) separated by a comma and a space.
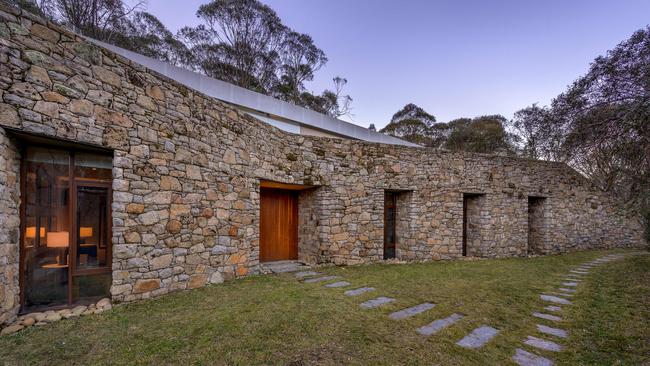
544, 305, 562, 312
533, 312, 562, 322
389, 302, 435, 320
417, 313, 464, 336
344, 287, 375, 296
537, 324, 568, 338
549, 292, 573, 298
569, 270, 588, 275
512, 348, 554, 366
324, 281, 350, 288
456, 326, 499, 349
360, 297, 395, 309
558, 288, 576, 293
295, 271, 320, 279
524, 335, 563, 352
562, 282, 578, 287
303, 275, 339, 283
540, 294, 572, 305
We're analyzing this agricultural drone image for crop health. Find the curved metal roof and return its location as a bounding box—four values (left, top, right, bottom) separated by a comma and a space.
87, 38, 419, 147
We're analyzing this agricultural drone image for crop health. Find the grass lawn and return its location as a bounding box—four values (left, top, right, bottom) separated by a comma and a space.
0, 249, 648, 365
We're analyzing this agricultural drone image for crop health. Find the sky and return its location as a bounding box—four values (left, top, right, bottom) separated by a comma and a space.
147, 0, 650, 129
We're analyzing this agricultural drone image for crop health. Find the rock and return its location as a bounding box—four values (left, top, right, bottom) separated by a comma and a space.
71, 305, 87, 316
0, 103, 19, 127
1, 324, 24, 336
44, 313, 62, 322
146, 85, 165, 100
22, 317, 35, 326
133, 279, 161, 293
97, 298, 111, 308
92, 66, 121, 87
69, 99, 93, 116
25, 65, 52, 88
166, 220, 182, 234
126, 203, 145, 214
150, 254, 173, 270
33, 101, 59, 118
209, 271, 224, 284
41, 91, 69, 103
30, 23, 60, 43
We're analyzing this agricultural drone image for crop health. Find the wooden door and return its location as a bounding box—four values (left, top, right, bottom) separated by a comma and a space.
260, 188, 298, 262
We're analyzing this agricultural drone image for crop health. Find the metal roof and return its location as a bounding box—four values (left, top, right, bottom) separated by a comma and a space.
87, 38, 419, 147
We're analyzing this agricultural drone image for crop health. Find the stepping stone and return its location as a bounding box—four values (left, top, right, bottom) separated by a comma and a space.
456, 325, 499, 349
524, 335, 563, 352
304, 275, 338, 283
533, 312, 562, 322
537, 324, 568, 338
417, 313, 464, 336
324, 281, 350, 288
544, 305, 562, 312
563, 278, 582, 282
549, 292, 573, 298
513, 348, 554, 366
389, 302, 435, 320
562, 282, 578, 287
344, 287, 375, 296
540, 294, 572, 305
558, 288, 576, 293
295, 271, 320, 279
360, 297, 395, 309
569, 270, 588, 275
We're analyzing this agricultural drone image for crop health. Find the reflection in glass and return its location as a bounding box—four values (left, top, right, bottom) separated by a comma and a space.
23, 147, 70, 309
76, 186, 110, 269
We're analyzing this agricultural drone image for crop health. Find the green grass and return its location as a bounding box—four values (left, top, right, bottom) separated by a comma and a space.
0, 249, 647, 365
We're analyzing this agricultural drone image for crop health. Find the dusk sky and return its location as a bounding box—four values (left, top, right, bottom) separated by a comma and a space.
147, 0, 650, 129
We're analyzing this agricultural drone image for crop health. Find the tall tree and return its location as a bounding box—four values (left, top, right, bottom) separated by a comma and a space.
511, 26, 650, 239
179, 0, 350, 117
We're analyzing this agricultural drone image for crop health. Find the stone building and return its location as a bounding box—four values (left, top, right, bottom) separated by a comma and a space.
0, 2, 645, 328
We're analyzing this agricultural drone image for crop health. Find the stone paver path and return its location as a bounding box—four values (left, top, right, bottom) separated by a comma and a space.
416, 313, 464, 336
533, 312, 562, 322
456, 326, 499, 349
324, 281, 351, 288
537, 324, 568, 339
562, 281, 578, 287
512, 348, 554, 366
295, 271, 320, 279
344, 287, 375, 296
388, 303, 435, 320
360, 297, 395, 309
304, 275, 339, 283
524, 335, 563, 352
558, 288, 576, 293
540, 294, 572, 305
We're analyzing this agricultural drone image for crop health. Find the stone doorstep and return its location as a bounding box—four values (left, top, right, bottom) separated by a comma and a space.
360, 297, 395, 309
416, 313, 464, 336
513, 348, 554, 366
524, 335, 563, 352
456, 325, 500, 349
260, 260, 310, 274
388, 302, 435, 320
344, 287, 375, 296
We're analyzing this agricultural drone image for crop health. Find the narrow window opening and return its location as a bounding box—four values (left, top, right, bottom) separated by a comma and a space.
527, 196, 546, 254
462, 193, 484, 257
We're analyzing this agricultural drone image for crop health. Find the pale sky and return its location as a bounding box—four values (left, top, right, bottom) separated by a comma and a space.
146, 0, 650, 129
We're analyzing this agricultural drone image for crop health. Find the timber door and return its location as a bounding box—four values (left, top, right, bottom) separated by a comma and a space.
259, 188, 298, 262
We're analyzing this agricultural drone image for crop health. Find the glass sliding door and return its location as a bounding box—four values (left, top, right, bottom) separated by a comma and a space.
22, 147, 71, 309
21, 145, 112, 312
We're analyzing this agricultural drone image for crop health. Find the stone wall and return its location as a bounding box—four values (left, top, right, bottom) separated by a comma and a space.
0, 1, 646, 327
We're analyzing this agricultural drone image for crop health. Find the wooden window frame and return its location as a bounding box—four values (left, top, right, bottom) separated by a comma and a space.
18, 142, 113, 311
